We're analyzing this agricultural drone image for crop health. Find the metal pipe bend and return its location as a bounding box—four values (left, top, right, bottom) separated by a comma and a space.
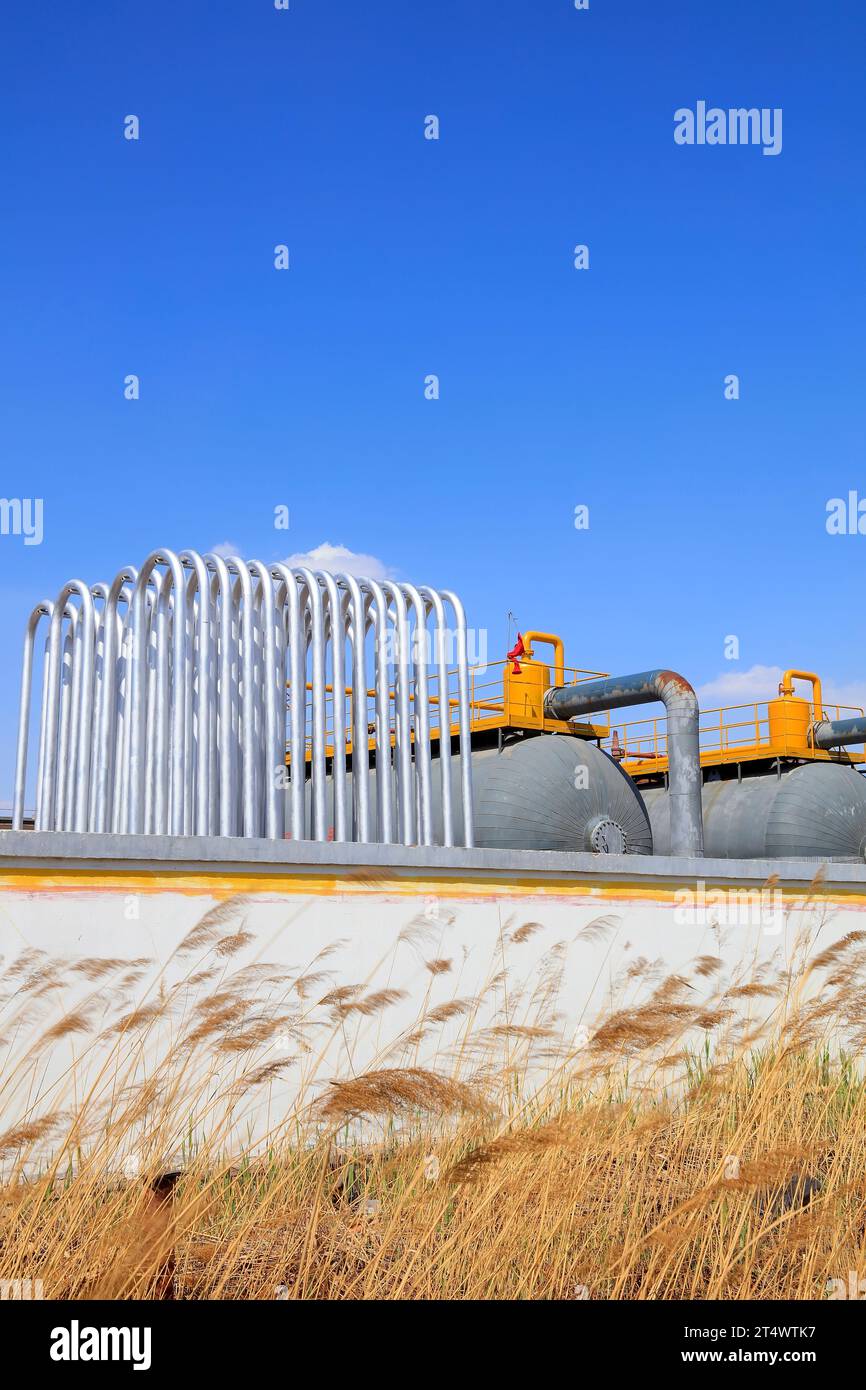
544, 668, 704, 858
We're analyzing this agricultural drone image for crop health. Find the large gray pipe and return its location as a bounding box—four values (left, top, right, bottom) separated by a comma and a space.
544, 669, 704, 857
812, 717, 866, 750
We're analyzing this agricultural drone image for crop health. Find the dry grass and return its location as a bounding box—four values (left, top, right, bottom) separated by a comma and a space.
2, 893, 866, 1300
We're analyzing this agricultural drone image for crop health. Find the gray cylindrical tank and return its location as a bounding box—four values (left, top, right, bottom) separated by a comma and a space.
300, 734, 652, 854
642, 762, 866, 860
458, 735, 652, 854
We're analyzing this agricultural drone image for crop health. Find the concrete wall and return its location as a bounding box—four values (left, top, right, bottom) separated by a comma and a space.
2, 832, 865, 1168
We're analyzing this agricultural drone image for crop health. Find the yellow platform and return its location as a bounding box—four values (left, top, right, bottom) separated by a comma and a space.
285, 637, 865, 776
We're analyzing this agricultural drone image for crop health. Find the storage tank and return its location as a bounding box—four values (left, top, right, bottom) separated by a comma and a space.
301, 734, 652, 854
458, 734, 652, 854
641, 762, 866, 860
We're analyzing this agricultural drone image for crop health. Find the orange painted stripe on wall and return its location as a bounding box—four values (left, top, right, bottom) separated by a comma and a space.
1, 865, 863, 910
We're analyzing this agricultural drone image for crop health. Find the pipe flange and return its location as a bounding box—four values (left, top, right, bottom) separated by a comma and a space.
586, 817, 627, 855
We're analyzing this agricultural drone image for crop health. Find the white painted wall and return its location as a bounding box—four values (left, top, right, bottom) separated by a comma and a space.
1, 869, 861, 1171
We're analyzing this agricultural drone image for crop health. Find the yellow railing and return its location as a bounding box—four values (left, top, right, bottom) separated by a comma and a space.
605, 700, 866, 765
288, 658, 611, 760
283, 635, 866, 768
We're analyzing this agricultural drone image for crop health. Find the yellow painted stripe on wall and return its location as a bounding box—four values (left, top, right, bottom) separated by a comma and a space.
0, 865, 863, 909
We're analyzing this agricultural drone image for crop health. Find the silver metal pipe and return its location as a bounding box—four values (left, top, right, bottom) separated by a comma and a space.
129, 552, 187, 836
293, 567, 327, 839
12, 600, 53, 829
382, 581, 414, 844
72, 590, 96, 834
360, 578, 394, 844
226, 558, 258, 838
88, 584, 108, 830
41, 582, 95, 833
401, 583, 433, 845
419, 587, 454, 847
544, 669, 704, 857
113, 583, 136, 834
204, 554, 237, 837
271, 564, 305, 842
249, 560, 282, 840
181, 581, 195, 837
180, 552, 213, 835
317, 570, 348, 842
145, 573, 165, 835
441, 589, 475, 848
335, 572, 371, 843
56, 606, 77, 831
34, 617, 53, 831
93, 569, 136, 834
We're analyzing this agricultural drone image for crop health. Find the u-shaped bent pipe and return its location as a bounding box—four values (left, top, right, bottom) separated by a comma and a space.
544, 669, 704, 858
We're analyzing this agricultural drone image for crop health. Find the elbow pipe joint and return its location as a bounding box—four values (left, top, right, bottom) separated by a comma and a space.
544, 669, 704, 858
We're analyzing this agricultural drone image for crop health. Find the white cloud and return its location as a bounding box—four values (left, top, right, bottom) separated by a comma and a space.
822, 681, 866, 714
281, 542, 394, 583
209, 540, 241, 559
697, 665, 786, 709
698, 664, 866, 715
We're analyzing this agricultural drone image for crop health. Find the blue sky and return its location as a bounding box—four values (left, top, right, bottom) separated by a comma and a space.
1, 0, 864, 800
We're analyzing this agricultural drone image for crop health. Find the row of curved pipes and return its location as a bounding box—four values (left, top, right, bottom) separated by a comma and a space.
12, 550, 475, 847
